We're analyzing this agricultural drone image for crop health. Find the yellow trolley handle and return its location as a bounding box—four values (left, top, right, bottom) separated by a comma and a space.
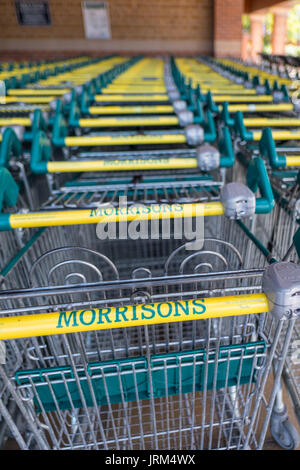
5, 202, 224, 230
88, 105, 174, 115
1, 259, 298, 340
78, 116, 179, 128
253, 130, 300, 141
46, 157, 198, 173
64, 134, 187, 147
95, 94, 169, 103
7, 89, 71, 96
0, 293, 269, 340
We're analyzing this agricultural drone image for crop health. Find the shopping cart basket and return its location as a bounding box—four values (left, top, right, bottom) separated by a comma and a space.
0, 161, 299, 449
1, 155, 299, 451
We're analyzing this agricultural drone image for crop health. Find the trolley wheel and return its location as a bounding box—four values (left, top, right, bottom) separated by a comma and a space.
270, 406, 300, 450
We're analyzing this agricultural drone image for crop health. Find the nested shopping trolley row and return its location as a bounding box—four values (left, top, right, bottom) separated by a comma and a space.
0, 151, 299, 450
0, 55, 299, 451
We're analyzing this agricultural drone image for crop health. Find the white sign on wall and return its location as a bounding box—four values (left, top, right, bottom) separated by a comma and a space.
82, 1, 111, 39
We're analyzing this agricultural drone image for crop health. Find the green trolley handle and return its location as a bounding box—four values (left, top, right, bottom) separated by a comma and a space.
0, 128, 22, 168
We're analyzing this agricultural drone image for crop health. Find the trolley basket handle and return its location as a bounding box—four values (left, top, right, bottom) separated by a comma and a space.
0, 128, 22, 168
30, 130, 52, 174
246, 157, 275, 213
0, 167, 19, 212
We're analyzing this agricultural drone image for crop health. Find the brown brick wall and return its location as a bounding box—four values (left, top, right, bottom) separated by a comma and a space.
214, 0, 244, 57
0, 0, 214, 57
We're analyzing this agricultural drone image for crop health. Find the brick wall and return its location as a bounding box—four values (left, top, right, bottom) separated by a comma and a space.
214, 0, 244, 57
0, 0, 214, 58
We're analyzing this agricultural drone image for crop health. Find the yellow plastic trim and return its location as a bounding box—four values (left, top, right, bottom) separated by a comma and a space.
65, 133, 186, 146
47, 157, 198, 173
88, 105, 174, 114
285, 156, 300, 166
0, 293, 269, 340
9, 202, 224, 229
78, 116, 179, 127
95, 94, 169, 102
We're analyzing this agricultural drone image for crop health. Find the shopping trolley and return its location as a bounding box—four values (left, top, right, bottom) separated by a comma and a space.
232, 111, 300, 144
220, 101, 300, 130
0, 128, 43, 211
0, 155, 299, 450
50, 106, 217, 157
31, 122, 233, 171
24, 125, 234, 215
64, 95, 205, 134
74, 73, 205, 143
0, 109, 48, 146
205, 90, 290, 116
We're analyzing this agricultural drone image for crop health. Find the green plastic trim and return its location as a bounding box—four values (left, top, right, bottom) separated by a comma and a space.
20, 73, 30, 88
86, 82, 95, 102
92, 76, 102, 94
0, 167, 19, 217
30, 130, 52, 174
293, 226, 300, 260
259, 128, 286, 169
179, 77, 188, 101
186, 84, 195, 111
62, 88, 76, 116
193, 99, 204, 125
281, 84, 290, 102
234, 111, 253, 141
15, 341, 265, 413
252, 75, 260, 87
203, 110, 217, 142
195, 84, 205, 102
206, 91, 220, 114
52, 105, 68, 147
79, 86, 91, 114
24, 109, 48, 142
0, 213, 11, 231
68, 98, 80, 128
264, 79, 271, 95
271, 170, 298, 180
220, 102, 234, 127
219, 127, 235, 168
0, 128, 22, 168
246, 157, 275, 214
